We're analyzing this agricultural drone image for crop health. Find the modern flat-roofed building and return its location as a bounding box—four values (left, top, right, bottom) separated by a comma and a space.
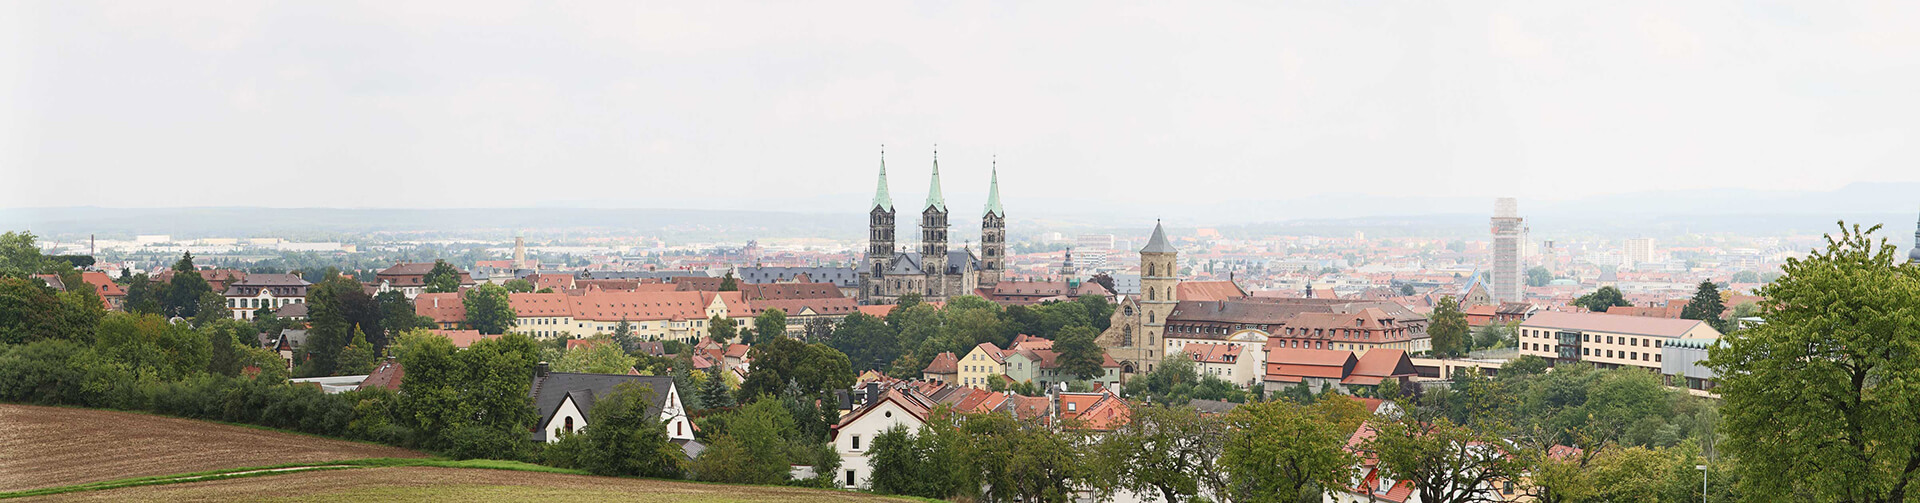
1661, 338, 1721, 395
1515, 311, 1721, 372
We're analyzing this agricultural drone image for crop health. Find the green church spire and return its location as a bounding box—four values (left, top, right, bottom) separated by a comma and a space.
925, 145, 947, 212
872, 145, 893, 212
983, 156, 1004, 218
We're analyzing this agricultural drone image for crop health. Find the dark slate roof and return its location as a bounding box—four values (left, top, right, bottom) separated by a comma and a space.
274, 302, 310, 318
233, 273, 312, 287
529, 372, 676, 442
886, 254, 925, 275
1141, 222, 1177, 254
737, 266, 861, 288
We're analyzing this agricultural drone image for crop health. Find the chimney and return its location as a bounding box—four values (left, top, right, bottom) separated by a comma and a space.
865, 382, 881, 405
535, 361, 549, 378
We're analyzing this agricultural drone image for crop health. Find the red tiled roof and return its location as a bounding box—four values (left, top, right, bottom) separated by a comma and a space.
922, 352, 959, 375
79, 272, 126, 297
356, 359, 405, 391
434, 329, 493, 348
1351, 348, 1413, 378
1177, 281, 1247, 301
510, 292, 573, 317
1263, 347, 1356, 380
742, 297, 860, 317
414, 292, 468, 323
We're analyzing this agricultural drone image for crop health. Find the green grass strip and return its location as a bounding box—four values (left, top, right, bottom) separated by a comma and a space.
0, 457, 592, 499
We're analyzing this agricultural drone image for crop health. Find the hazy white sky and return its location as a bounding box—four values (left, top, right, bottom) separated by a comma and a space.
4, 1, 1918, 214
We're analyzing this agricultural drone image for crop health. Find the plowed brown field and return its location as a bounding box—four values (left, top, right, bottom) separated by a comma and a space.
0, 404, 423, 491
18, 466, 919, 502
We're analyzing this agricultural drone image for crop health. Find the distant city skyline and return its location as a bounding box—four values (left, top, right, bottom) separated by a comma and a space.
7, 1, 1920, 213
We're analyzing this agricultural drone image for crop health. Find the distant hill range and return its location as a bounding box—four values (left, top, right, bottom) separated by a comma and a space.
3, 182, 1916, 241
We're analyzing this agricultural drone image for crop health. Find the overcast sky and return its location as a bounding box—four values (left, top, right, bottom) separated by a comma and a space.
4, 1, 1918, 217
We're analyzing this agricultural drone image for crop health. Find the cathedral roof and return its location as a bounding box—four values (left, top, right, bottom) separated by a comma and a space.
872, 149, 893, 212
884, 250, 982, 276
925, 147, 947, 212
984, 161, 1005, 218
1141, 221, 1177, 254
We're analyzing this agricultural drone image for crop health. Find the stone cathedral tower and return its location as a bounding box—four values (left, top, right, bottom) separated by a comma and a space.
863, 148, 896, 299
920, 148, 950, 296
1097, 221, 1181, 376
979, 160, 1006, 288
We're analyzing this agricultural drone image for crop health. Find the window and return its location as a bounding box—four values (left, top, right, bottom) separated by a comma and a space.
851, 435, 862, 451
846, 470, 857, 487
563, 416, 575, 434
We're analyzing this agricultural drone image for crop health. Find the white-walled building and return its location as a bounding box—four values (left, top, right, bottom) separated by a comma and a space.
528, 367, 700, 457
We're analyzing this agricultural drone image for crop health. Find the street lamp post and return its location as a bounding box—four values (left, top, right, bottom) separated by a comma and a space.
1696, 464, 1708, 503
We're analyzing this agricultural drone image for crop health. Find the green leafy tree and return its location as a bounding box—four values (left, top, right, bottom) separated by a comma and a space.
398, 332, 540, 458
1679, 281, 1727, 332
751, 307, 787, 343
1428, 296, 1470, 357
251, 304, 290, 340
718, 271, 739, 292
698, 365, 735, 409
828, 313, 899, 372
1366, 415, 1532, 503
502, 278, 536, 293
201, 318, 248, 377
304, 274, 382, 375
422, 260, 462, 294
463, 283, 516, 335
583, 381, 687, 478
337, 327, 379, 375
375, 290, 422, 335
1573, 285, 1632, 313
1585, 445, 1700, 502
1729, 270, 1761, 283
868, 424, 929, 496
1526, 266, 1554, 287
707, 314, 736, 343
383, 327, 439, 361
553, 338, 637, 374
1096, 405, 1228, 503
191, 291, 228, 327
1707, 223, 1920, 503
164, 253, 213, 319
737, 337, 853, 404
93, 312, 211, 382
1052, 325, 1107, 381
122, 274, 163, 315
0, 231, 60, 278
0, 277, 85, 344
1219, 399, 1363, 503
1400, 283, 1416, 296
1470, 320, 1518, 351
694, 397, 795, 484
962, 412, 1089, 503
